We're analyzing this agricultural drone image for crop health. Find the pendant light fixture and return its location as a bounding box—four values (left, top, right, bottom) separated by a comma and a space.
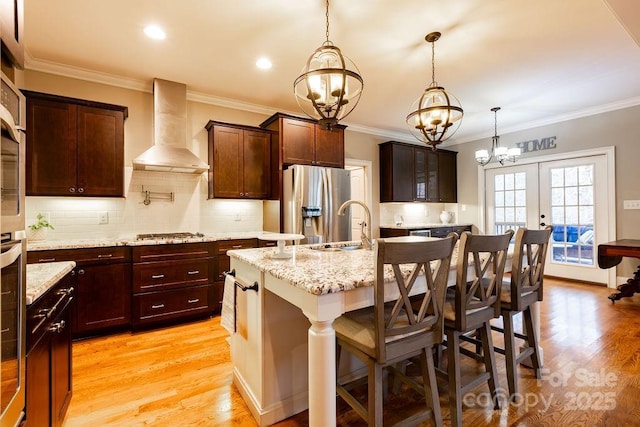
293, 0, 363, 129
406, 32, 463, 148
475, 107, 521, 166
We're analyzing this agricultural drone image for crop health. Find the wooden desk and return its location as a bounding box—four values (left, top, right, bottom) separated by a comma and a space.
598, 239, 640, 301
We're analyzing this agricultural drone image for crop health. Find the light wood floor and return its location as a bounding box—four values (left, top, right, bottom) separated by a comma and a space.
62, 278, 640, 426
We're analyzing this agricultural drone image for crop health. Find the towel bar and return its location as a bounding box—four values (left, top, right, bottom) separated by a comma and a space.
224, 269, 259, 292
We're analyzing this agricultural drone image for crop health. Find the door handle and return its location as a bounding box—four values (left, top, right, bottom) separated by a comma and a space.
540, 222, 546, 227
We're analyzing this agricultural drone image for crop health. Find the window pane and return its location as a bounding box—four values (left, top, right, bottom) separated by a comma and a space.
565, 186, 578, 205
516, 207, 526, 222
495, 191, 504, 207
551, 206, 565, 224
515, 190, 526, 206
495, 174, 504, 191
505, 207, 515, 222
565, 167, 578, 186
505, 190, 515, 207
551, 169, 564, 187
515, 172, 526, 190
580, 206, 594, 225
566, 206, 579, 224
505, 173, 515, 190
495, 207, 505, 222
578, 165, 593, 185
579, 186, 593, 205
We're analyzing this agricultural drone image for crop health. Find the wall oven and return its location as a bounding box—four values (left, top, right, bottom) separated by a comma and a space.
0, 71, 26, 426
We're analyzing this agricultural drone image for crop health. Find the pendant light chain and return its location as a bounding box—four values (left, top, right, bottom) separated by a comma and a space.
431, 39, 436, 87
325, 0, 330, 43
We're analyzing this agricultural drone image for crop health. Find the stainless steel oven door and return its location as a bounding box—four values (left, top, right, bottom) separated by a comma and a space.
1, 72, 26, 234
0, 237, 26, 425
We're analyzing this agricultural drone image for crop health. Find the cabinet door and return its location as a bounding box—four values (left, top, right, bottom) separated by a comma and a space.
74, 263, 131, 337
242, 130, 271, 198
380, 143, 414, 202
425, 150, 439, 202
51, 304, 72, 427
414, 147, 426, 201
26, 334, 52, 427
314, 126, 344, 168
437, 150, 457, 202
26, 98, 77, 195
281, 118, 314, 166
76, 106, 124, 196
211, 125, 243, 197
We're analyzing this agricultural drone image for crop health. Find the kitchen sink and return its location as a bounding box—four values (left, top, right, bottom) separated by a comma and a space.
311, 244, 364, 252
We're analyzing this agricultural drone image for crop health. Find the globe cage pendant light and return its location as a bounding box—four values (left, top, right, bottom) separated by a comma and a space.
293, 0, 364, 129
406, 32, 463, 148
475, 107, 521, 166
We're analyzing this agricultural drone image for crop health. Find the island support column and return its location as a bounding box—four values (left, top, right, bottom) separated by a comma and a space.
305, 315, 337, 427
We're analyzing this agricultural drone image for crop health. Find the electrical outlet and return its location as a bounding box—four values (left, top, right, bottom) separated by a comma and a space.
98, 211, 109, 224
623, 200, 640, 210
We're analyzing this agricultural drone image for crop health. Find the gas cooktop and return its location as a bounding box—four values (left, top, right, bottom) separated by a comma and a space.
135, 232, 205, 241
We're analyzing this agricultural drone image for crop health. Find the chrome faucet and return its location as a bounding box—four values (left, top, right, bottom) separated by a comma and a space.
337, 200, 372, 250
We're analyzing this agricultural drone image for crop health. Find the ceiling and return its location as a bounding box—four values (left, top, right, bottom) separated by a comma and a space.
22, 0, 640, 146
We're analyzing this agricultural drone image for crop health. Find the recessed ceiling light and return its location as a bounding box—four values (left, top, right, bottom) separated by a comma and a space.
256, 57, 272, 70
144, 25, 166, 40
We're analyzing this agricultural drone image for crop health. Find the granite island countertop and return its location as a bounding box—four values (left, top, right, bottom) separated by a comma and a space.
26, 261, 76, 305
228, 238, 467, 296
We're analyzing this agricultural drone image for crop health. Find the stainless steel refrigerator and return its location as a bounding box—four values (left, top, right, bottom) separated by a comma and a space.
282, 165, 351, 244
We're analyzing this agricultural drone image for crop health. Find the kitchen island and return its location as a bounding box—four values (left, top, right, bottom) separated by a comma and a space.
227, 239, 442, 427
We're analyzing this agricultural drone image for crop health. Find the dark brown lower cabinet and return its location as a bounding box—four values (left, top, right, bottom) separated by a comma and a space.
74, 262, 131, 336
131, 243, 216, 329
26, 272, 74, 427
27, 247, 132, 339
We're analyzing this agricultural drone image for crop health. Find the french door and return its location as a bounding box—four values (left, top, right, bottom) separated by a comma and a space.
484, 152, 612, 285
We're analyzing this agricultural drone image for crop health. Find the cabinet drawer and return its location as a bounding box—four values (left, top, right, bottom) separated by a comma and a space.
133, 285, 210, 326
27, 246, 130, 265
133, 259, 211, 293
216, 239, 257, 255
27, 274, 74, 353
132, 243, 215, 263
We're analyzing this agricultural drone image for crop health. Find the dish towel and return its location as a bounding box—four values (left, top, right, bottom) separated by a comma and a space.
221, 273, 236, 334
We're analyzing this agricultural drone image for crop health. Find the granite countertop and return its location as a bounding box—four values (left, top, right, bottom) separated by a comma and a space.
26, 261, 76, 305
26, 232, 272, 251
379, 223, 473, 230
228, 239, 466, 296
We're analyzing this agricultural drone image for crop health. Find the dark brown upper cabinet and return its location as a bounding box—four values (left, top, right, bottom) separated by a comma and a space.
260, 113, 345, 169
206, 121, 271, 199
24, 91, 127, 197
379, 141, 457, 203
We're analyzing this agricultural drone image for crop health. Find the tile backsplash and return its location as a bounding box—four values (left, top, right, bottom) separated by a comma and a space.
25, 167, 264, 240
379, 202, 458, 226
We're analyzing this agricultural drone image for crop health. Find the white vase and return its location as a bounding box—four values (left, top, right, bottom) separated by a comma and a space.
27, 228, 48, 241
439, 211, 452, 224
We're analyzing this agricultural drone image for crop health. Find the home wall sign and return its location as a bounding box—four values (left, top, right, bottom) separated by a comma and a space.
515, 136, 556, 153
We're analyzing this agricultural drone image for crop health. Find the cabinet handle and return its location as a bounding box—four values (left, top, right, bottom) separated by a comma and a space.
49, 320, 66, 333
1, 328, 9, 333
69, 187, 76, 193
78, 269, 85, 275
39, 258, 56, 262
187, 298, 200, 304
57, 287, 74, 297
151, 304, 165, 309
240, 192, 244, 196
187, 270, 200, 275
151, 274, 165, 279
78, 187, 85, 193
97, 254, 113, 258
232, 245, 242, 249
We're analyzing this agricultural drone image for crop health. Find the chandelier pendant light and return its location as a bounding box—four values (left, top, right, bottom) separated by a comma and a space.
475, 107, 521, 166
293, 0, 364, 129
406, 32, 463, 148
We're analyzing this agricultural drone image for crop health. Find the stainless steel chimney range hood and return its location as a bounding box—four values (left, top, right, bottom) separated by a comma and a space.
133, 78, 209, 174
